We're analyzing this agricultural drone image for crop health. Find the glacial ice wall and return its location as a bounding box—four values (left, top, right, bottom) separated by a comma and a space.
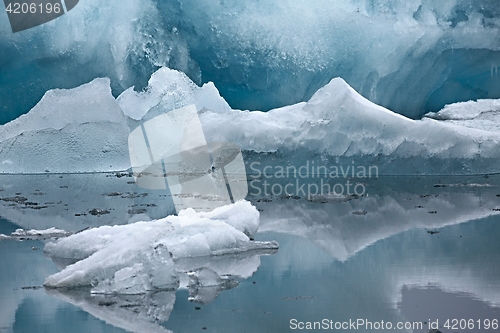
1, 0, 499, 124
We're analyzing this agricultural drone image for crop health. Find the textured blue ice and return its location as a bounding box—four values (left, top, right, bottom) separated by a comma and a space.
0, 0, 499, 124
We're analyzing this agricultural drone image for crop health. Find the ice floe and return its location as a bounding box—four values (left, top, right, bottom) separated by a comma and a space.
43, 201, 278, 293
0, 227, 73, 240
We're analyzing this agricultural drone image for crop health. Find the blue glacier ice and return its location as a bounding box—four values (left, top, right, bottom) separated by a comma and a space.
1, 0, 499, 124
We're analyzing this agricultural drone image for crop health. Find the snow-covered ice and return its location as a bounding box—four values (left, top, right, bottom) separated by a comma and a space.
199, 78, 500, 175
425, 98, 500, 132
1, 67, 500, 175
43, 201, 278, 293
124, 67, 500, 175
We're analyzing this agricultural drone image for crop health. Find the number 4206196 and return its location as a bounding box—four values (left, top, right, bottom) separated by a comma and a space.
5, 2, 61, 14
444, 319, 498, 330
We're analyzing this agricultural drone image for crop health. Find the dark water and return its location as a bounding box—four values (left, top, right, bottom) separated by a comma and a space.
1, 174, 500, 333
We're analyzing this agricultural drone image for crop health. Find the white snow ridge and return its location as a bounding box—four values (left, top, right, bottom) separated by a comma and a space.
43, 201, 278, 294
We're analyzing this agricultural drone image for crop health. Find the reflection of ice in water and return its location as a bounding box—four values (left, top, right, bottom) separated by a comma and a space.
187, 267, 240, 304
45, 249, 276, 333
40, 200, 277, 332
2, 175, 500, 332
251, 175, 500, 261
46, 289, 175, 333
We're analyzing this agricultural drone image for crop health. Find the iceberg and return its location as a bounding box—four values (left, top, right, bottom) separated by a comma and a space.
425, 98, 500, 132
116, 67, 500, 175
200, 76, 500, 176
0, 78, 131, 174
45, 245, 276, 333
43, 201, 278, 292
118, 68, 230, 121
1, 67, 500, 175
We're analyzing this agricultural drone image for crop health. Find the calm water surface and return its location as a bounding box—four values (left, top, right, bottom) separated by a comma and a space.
1, 174, 500, 333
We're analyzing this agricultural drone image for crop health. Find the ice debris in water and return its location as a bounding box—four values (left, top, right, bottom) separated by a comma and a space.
0, 228, 73, 240
43, 201, 278, 293
425, 98, 500, 132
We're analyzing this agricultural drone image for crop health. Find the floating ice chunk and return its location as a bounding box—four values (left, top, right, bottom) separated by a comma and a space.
0, 79, 131, 174
118, 67, 500, 175
0, 79, 125, 141
44, 201, 278, 291
425, 98, 500, 132
0, 228, 73, 240
44, 233, 179, 292
426, 99, 500, 120
45, 249, 274, 331
192, 200, 259, 238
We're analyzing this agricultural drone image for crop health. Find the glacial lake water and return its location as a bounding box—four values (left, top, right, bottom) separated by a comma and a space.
1, 173, 500, 333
